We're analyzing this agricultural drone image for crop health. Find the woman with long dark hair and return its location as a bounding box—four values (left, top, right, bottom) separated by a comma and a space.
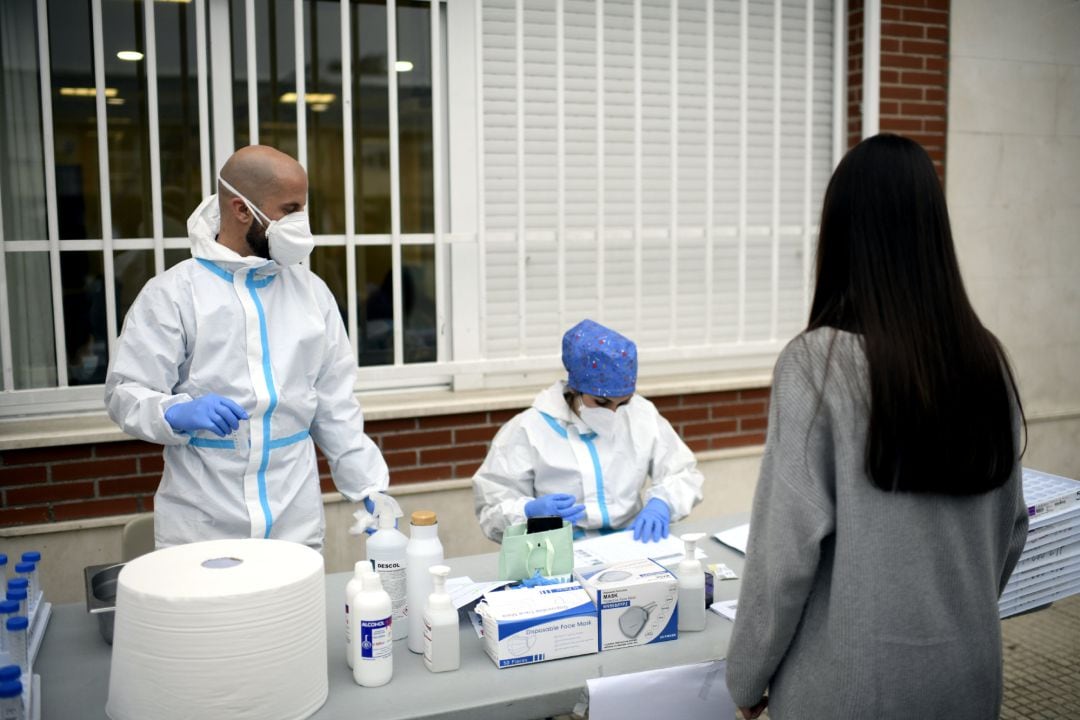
725, 134, 1029, 719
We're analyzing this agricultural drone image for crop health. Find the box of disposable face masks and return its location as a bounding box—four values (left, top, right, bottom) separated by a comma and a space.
574, 558, 678, 651
475, 582, 598, 668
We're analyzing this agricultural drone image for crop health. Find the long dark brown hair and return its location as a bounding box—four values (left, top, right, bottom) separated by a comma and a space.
808, 134, 1023, 494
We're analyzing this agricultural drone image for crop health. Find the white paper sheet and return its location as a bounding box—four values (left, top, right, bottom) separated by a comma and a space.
710, 599, 738, 622
713, 523, 751, 554
588, 660, 736, 720
572, 531, 706, 568
445, 576, 513, 610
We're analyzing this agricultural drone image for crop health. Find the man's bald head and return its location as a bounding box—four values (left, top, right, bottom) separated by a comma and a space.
218, 145, 306, 210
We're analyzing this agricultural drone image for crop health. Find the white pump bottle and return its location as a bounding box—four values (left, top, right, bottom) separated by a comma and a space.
677, 532, 707, 632
363, 493, 409, 639
422, 564, 459, 672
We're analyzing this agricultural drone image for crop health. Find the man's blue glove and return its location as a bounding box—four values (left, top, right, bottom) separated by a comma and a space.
524, 493, 586, 524
362, 496, 377, 535
165, 394, 249, 437
631, 498, 671, 542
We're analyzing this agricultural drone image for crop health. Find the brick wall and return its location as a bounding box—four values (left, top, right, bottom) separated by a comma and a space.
0, 388, 769, 527
847, 0, 950, 181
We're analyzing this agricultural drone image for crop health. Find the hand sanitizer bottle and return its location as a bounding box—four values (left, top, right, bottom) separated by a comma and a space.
677, 532, 707, 632
352, 570, 393, 687
423, 565, 459, 673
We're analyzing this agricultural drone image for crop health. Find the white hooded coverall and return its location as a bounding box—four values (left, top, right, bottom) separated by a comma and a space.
105, 196, 389, 549
473, 381, 704, 542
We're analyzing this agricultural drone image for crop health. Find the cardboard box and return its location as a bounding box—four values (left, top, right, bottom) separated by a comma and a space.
574, 558, 679, 651
476, 582, 598, 668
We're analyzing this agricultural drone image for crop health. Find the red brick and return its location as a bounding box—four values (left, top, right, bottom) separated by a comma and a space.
684, 390, 741, 406
881, 101, 901, 116
53, 497, 138, 521
0, 507, 50, 526
880, 117, 926, 133
711, 433, 766, 450
901, 101, 946, 116
384, 450, 418, 470
663, 407, 710, 424
882, 69, 900, 83
420, 444, 488, 465
419, 412, 491, 430
923, 56, 948, 73
390, 465, 452, 484
925, 24, 948, 42
320, 476, 336, 493
710, 402, 767, 419
741, 417, 768, 432
0, 466, 47, 487
94, 440, 159, 458
51, 458, 138, 482
488, 409, 522, 424
650, 395, 682, 411
380, 430, 452, 451
739, 388, 771, 401
364, 418, 419, 434
99, 476, 161, 496
902, 39, 947, 56
454, 462, 482, 479
879, 5, 899, 21
882, 22, 925, 39
685, 438, 710, 454
881, 37, 901, 53
902, 6, 948, 23
454, 426, 499, 444
138, 495, 155, 512
2, 445, 92, 466
882, 52, 924, 70
139, 455, 165, 474
7, 481, 95, 505
882, 84, 924, 101
317, 456, 330, 476
683, 420, 738, 438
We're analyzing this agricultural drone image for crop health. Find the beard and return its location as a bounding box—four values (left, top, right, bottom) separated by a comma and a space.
245, 221, 271, 260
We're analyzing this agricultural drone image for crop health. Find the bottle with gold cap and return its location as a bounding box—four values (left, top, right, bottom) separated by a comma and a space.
405, 510, 444, 654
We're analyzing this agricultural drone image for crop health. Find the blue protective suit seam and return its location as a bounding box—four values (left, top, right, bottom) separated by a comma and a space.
246, 271, 276, 538
580, 433, 612, 531
197, 258, 233, 282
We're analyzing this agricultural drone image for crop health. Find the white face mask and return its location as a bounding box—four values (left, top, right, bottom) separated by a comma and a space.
218, 176, 314, 266
576, 399, 621, 438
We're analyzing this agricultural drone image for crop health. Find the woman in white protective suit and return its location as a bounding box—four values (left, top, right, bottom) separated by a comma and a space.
473, 319, 704, 543
105, 146, 388, 550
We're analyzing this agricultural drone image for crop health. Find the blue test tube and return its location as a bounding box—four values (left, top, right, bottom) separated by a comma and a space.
11, 567, 34, 615
0, 556, 6, 594
17, 555, 38, 608
3, 618, 27, 674
0, 667, 16, 684
0, 603, 16, 655
0, 678, 24, 720
2, 592, 24, 620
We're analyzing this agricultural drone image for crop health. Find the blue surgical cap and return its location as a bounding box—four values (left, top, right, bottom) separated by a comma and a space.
562, 319, 637, 398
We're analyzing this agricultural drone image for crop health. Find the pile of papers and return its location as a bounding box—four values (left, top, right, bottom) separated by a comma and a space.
999, 468, 1080, 618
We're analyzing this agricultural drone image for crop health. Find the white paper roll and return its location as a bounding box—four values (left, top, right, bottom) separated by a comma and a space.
106, 539, 327, 720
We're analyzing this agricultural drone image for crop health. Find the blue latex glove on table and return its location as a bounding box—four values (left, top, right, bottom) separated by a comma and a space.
524, 493, 586, 524
631, 498, 670, 542
165, 394, 248, 437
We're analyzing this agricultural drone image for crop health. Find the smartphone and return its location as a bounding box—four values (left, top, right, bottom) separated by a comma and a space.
526, 516, 564, 534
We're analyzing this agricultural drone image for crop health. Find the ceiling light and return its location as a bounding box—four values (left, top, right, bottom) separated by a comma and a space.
278, 92, 336, 104
59, 87, 119, 98
117, 50, 144, 62
395, 60, 414, 72
106, 98, 126, 106
310, 104, 329, 112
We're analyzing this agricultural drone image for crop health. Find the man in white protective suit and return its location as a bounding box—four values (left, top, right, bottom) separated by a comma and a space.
473, 319, 704, 544
105, 145, 389, 550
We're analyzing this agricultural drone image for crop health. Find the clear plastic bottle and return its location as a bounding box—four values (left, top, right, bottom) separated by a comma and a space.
0, 679, 23, 720
3, 618, 27, 673
0, 603, 17, 656
0, 555, 7, 594
3, 593, 24, 620
352, 570, 393, 688
344, 561, 366, 669
677, 532, 707, 632
365, 495, 409, 640
422, 565, 459, 673
406, 511, 444, 654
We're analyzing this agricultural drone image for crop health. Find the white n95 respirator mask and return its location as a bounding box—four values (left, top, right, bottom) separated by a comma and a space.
576, 400, 623, 438
218, 175, 314, 266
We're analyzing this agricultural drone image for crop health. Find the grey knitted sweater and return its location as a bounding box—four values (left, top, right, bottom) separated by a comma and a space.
725, 328, 1028, 719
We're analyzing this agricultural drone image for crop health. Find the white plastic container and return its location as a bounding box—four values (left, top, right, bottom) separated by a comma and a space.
344, 561, 366, 669
677, 532, 707, 632
422, 565, 459, 673
365, 495, 409, 640
405, 511, 444, 654
352, 570, 393, 688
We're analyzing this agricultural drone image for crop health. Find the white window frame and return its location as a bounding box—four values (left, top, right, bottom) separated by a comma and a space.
0, 0, 853, 419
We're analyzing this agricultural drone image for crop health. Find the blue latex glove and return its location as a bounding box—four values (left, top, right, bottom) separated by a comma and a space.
165, 394, 248, 437
362, 497, 376, 536
518, 569, 565, 588
631, 498, 671, 543
524, 493, 586, 524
